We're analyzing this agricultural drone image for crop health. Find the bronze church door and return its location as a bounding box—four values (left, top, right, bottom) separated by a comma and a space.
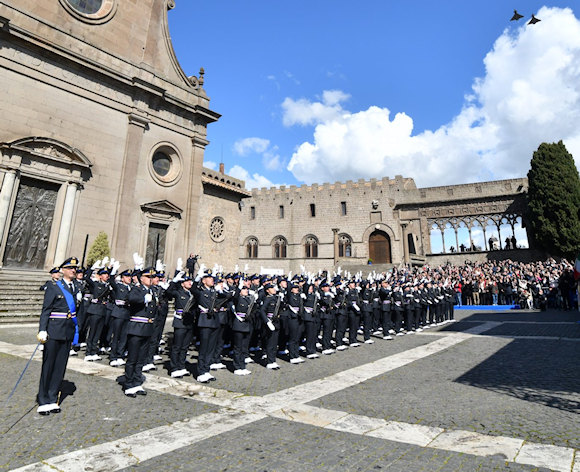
145, 222, 168, 267
369, 230, 391, 264
3, 177, 59, 269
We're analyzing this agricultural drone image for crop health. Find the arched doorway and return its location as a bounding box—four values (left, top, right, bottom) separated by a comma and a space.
369, 230, 391, 263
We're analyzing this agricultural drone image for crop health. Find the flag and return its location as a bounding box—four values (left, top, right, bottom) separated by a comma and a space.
574, 254, 580, 281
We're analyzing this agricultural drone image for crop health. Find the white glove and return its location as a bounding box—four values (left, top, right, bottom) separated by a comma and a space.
300, 293, 307, 299
253, 292, 259, 300
173, 271, 185, 283
267, 321, 275, 331
144, 293, 153, 303
133, 253, 140, 266
176, 257, 183, 271
353, 303, 361, 312
91, 259, 101, 270
198, 263, 206, 274
159, 281, 169, 290
37, 331, 48, 343
155, 259, 164, 272
76, 292, 82, 302
102, 256, 109, 267
315, 292, 321, 299
111, 260, 121, 276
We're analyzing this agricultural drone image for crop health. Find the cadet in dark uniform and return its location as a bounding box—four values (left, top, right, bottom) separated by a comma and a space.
360, 280, 374, 344
108, 267, 133, 367
285, 283, 305, 364
84, 265, 112, 361
231, 284, 255, 375
345, 280, 361, 346
379, 279, 394, 339
302, 282, 320, 359
334, 280, 349, 351
165, 271, 195, 378
319, 282, 336, 354
392, 283, 404, 334
123, 267, 157, 397
259, 282, 282, 369
36, 257, 81, 415
192, 270, 230, 383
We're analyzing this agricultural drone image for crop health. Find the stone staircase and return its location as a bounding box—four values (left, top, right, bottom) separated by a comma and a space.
0, 270, 48, 321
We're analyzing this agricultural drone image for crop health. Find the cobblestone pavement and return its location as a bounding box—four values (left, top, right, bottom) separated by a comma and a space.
0, 308, 578, 472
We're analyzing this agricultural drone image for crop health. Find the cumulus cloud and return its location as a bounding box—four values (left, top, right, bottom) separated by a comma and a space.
233, 137, 284, 172
228, 165, 277, 189
233, 137, 270, 156
286, 7, 580, 187
204, 160, 218, 171
282, 90, 350, 126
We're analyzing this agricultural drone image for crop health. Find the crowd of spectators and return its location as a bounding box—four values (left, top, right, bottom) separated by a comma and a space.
389, 258, 576, 310
447, 259, 577, 310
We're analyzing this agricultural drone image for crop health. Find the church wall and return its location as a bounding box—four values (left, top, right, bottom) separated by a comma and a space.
195, 185, 244, 273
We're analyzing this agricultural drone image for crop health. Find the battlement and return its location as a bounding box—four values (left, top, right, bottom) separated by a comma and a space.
201, 167, 251, 196
251, 175, 417, 198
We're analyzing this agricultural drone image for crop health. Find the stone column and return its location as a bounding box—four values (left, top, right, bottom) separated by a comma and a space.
54, 182, 78, 264
111, 113, 149, 261
401, 223, 409, 263
441, 229, 446, 254
454, 228, 459, 252
332, 228, 339, 265
0, 170, 16, 246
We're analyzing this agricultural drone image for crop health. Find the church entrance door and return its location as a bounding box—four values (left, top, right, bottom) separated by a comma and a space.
3, 177, 59, 269
145, 222, 168, 267
369, 230, 391, 264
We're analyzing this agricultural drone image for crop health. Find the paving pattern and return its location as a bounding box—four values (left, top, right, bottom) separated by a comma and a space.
0, 309, 578, 472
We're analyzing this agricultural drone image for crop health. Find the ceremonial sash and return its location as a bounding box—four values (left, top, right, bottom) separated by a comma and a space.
56, 280, 78, 344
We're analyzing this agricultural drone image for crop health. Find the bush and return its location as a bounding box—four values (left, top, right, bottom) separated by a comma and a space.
86, 231, 111, 267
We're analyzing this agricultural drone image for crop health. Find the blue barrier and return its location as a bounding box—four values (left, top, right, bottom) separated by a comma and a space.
455, 304, 520, 310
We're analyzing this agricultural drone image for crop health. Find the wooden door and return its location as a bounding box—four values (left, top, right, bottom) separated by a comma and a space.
369, 230, 391, 263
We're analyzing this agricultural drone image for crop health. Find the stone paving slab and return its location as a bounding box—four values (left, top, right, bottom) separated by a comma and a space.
308, 336, 580, 449
117, 417, 551, 472
482, 322, 580, 338
0, 353, 217, 471
454, 310, 580, 322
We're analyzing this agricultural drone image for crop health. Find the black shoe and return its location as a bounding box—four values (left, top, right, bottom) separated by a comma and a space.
125, 392, 137, 398
136, 390, 147, 396
38, 411, 50, 416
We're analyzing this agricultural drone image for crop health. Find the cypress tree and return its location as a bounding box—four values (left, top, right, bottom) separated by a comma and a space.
86, 231, 111, 266
526, 141, 580, 259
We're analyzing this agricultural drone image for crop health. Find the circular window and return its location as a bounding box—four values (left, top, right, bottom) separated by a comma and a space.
148, 144, 183, 187
209, 217, 225, 243
152, 152, 171, 177
59, 0, 117, 24
68, 0, 103, 14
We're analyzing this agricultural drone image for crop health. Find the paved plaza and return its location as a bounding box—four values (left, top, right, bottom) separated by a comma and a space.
0, 309, 578, 472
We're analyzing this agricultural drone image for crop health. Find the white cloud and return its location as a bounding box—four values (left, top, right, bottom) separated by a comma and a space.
204, 160, 217, 171
282, 90, 350, 127
286, 7, 580, 187
228, 165, 277, 190
233, 137, 270, 156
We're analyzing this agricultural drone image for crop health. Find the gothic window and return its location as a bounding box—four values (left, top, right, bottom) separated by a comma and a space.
304, 235, 318, 258
250, 206, 256, 220
279, 205, 284, 218
246, 237, 258, 259
338, 234, 352, 258
341, 201, 347, 216
273, 236, 287, 259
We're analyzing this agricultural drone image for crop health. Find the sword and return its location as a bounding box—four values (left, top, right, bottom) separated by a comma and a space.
6, 342, 40, 402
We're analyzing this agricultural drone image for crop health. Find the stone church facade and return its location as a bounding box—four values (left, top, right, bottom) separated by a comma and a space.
0, 0, 248, 276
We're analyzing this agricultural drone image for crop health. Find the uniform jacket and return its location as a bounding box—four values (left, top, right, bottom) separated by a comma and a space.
39, 279, 80, 341
127, 284, 157, 337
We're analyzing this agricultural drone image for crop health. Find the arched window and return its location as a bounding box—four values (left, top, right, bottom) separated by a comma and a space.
272, 236, 287, 258
304, 235, 318, 258
338, 234, 352, 258
246, 237, 258, 259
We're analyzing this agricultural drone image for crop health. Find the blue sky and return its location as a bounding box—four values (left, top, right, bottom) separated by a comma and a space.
168, 1, 580, 199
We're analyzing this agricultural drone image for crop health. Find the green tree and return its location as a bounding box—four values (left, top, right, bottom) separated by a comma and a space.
86, 231, 111, 267
526, 141, 580, 259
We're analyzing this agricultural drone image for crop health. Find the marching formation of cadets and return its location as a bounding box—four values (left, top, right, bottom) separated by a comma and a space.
36, 254, 461, 413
